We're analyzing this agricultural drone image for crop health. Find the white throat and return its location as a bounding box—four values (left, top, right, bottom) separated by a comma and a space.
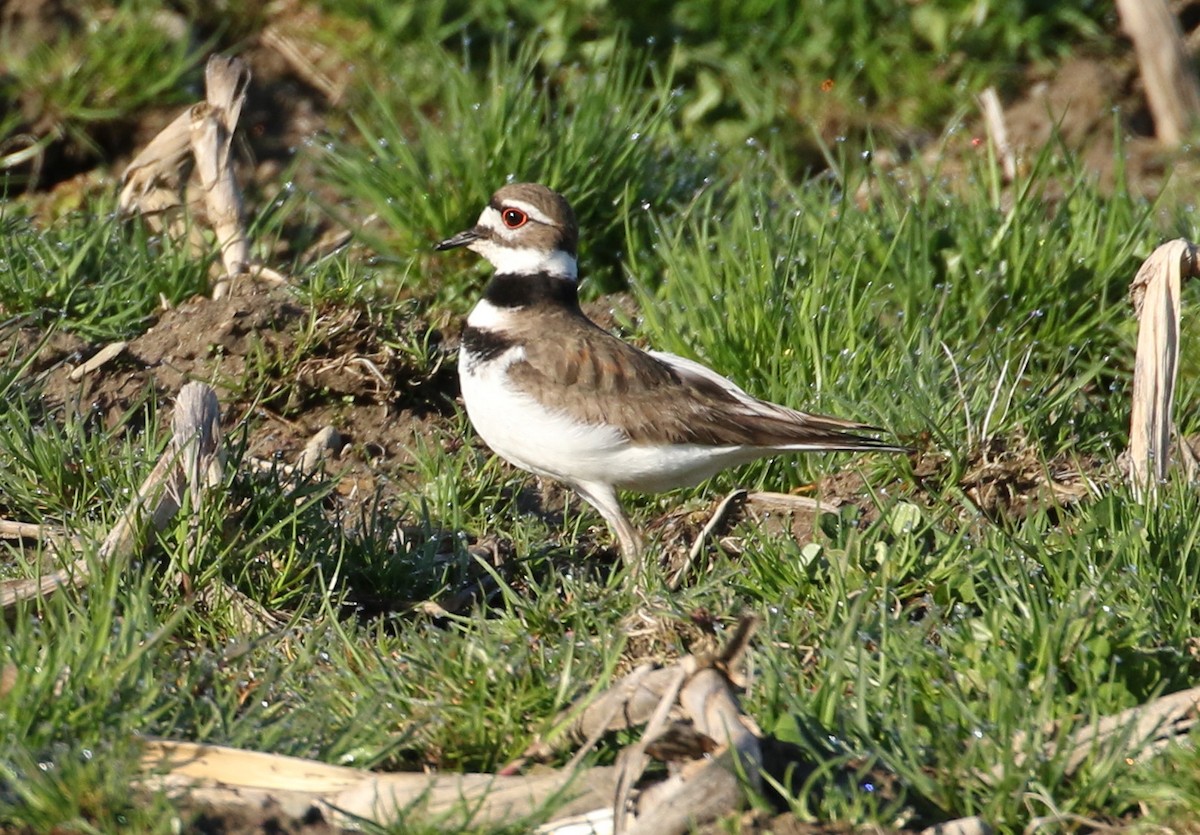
469, 239, 578, 280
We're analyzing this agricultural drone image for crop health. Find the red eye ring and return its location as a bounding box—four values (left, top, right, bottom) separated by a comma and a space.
501, 207, 528, 229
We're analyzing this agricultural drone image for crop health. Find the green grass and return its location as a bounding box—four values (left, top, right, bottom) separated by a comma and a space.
324, 38, 713, 298
0, 2, 209, 188
5, 4, 1200, 833
320, 0, 1113, 150
0, 208, 211, 342
747, 483, 1200, 823
624, 145, 1154, 493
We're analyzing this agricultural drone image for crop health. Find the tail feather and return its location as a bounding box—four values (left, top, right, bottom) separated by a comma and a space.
786, 412, 911, 454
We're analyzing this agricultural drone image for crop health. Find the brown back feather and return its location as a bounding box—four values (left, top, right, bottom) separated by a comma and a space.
503, 306, 898, 450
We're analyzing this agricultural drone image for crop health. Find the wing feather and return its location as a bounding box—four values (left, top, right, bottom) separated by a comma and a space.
503, 310, 904, 452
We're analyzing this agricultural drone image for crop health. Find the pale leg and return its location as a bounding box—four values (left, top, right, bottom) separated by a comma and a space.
571, 480, 645, 574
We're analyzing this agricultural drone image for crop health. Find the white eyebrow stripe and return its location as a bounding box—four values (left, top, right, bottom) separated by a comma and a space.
502, 198, 556, 226
477, 206, 504, 231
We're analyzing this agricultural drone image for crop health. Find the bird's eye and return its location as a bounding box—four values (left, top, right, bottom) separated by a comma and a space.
501, 208, 528, 229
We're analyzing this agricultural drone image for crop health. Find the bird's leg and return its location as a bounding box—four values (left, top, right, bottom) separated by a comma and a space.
610, 513, 645, 575
571, 481, 645, 576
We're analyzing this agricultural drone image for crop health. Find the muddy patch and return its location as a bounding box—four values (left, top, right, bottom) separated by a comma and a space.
23, 286, 457, 519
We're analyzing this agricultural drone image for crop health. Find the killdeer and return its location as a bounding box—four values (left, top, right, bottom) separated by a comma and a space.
437, 183, 907, 572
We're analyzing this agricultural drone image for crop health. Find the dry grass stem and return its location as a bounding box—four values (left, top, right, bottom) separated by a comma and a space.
1126, 238, 1200, 495
669, 489, 747, 590
979, 87, 1016, 182
0, 520, 73, 550
1, 382, 223, 611
141, 738, 618, 830
260, 24, 345, 104
67, 340, 128, 382
743, 491, 828, 512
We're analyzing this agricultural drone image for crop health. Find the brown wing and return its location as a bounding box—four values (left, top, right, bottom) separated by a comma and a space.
505, 309, 904, 451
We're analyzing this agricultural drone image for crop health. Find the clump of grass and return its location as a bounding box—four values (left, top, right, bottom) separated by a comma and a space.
0, 209, 210, 342
0, 387, 158, 523
623, 145, 1152, 494
741, 477, 1200, 826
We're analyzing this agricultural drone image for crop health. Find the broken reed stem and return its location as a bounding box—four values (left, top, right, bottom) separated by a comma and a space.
118, 107, 194, 217
192, 56, 251, 297
978, 86, 1016, 182
562, 663, 656, 772
190, 105, 245, 297
612, 664, 690, 835
141, 614, 764, 833
0, 382, 223, 612
118, 54, 256, 298
998, 684, 1200, 784
1127, 239, 1200, 496
627, 670, 762, 835
0, 520, 74, 553
68, 340, 127, 382
142, 738, 616, 830
170, 382, 225, 512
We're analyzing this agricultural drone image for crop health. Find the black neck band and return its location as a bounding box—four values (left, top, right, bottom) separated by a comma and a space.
482, 272, 580, 309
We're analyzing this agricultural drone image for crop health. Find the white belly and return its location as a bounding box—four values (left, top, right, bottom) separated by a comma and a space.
458, 347, 769, 493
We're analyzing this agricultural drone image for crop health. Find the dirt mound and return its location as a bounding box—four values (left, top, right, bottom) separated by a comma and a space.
28, 286, 456, 510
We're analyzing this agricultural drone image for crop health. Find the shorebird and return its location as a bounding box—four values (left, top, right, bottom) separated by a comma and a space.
438, 183, 906, 571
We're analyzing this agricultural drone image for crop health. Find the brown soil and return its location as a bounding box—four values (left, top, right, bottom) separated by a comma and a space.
909, 47, 1200, 203
16, 285, 458, 523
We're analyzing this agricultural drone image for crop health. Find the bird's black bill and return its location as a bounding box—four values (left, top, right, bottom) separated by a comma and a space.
435, 228, 481, 251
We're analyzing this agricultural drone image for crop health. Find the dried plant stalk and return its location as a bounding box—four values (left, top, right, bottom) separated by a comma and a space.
1116, 0, 1200, 145
141, 739, 617, 829
978, 87, 1016, 182
627, 667, 763, 835
138, 615, 764, 833
68, 340, 128, 381
118, 108, 195, 219
169, 377, 225, 507
191, 56, 251, 297
1059, 684, 1200, 774
998, 684, 1200, 784
0, 383, 222, 611
118, 54, 256, 298
1127, 239, 1200, 494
